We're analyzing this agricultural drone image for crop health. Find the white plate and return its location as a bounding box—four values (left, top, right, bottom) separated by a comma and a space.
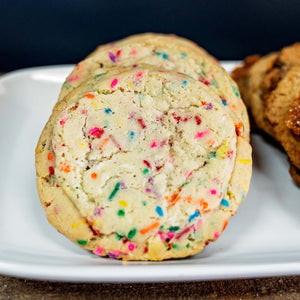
0, 62, 299, 282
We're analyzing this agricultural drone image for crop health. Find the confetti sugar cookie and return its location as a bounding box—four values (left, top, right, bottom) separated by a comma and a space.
59, 33, 249, 141
36, 64, 252, 260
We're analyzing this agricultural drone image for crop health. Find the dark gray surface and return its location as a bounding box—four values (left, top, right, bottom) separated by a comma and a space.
1, 0, 300, 71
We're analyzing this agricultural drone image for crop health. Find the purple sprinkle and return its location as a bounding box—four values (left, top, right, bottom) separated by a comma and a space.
133, 64, 137, 68
206, 103, 213, 110
148, 177, 154, 184
108, 52, 116, 63
108, 252, 118, 258
120, 182, 127, 189
146, 188, 152, 193
94, 207, 103, 216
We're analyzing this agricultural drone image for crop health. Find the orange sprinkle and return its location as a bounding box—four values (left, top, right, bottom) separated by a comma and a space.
84, 93, 95, 99
201, 101, 207, 105
140, 221, 160, 234
223, 220, 228, 231
231, 104, 237, 111
59, 162, 71, 173
207, 139, 215, 147
203, 209, 211, 213
164, 196, 169, 200
91, 173, 97, 179
47, 152, 53, 161
184, 196, 192, 203
99, 138, 109, 150
170, 193, 181, 206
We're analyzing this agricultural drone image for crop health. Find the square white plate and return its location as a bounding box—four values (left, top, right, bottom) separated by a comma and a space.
0, 62, 299, 282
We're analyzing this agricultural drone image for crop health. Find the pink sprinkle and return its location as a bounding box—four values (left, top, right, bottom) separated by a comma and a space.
146, 188, 151, 193
160, 140, 168, 147
94, 247, 103, 255
109, 134, 122, 151
150, 141, 157, 148
131, 49, 137, 55
136, 72, 143, 77
195, 130, 210, 139
128, 243, 135, 251
111, 78, 118, 88
88, 127, 104, 139
94, 207, 103, 216
81, 109, 87, 114
67, 75, 79, 82
60, 118, 66, 127
210, 189, 217, 195
214, 232, 219, 238
195, 219, 203, 230
186, 172, 192, 178
167, 232, 174, 239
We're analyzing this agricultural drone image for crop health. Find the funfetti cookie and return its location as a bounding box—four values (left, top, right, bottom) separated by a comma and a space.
36, 64, 252, 260
59, 33, 250, 141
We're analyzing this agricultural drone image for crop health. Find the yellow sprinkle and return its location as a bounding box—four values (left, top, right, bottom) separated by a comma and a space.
41, 171, 47, 177
129, 82, 133, 88
216, 141, 228, 158
35, 146, 42, 153
92, 101, 99, 109
79, 140, 86, 148
238, 159, 251, 164
72, 222, 78, 228
93, 220, 99, 226
119, 200, 128, 207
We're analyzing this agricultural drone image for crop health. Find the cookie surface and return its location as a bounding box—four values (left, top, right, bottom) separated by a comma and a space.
36, 64, 252, 260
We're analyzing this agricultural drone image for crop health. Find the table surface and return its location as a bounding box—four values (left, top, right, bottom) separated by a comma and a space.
0, 72, 299, 299
1, 275, 300, 299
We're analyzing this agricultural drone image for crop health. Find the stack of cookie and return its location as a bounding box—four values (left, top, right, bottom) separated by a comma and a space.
35, 34, 252, 260
232, 43, 300, 186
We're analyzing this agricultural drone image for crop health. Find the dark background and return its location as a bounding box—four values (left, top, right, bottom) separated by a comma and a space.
1, 0, 300, 72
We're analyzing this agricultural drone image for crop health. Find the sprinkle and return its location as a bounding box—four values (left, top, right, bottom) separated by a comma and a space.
214, 232, 219, 238
109, 134, 122, 151
128, 228, 137, 239
221, 98, 227, 106
111, 78, 118, 88
91, 173, 97, 179
84, 93, 95, 99
170, 192, 181, 206
162, 53, 168, 59
108, 182, 121, 200
108, 52, 116, 62
99, 138, 109, 150
221, 198, 229, 207
91, 101, 99, 109
88, 127, 104, 139
186, 244, 190, 248
156, 206, 164, 217
94, 73, 106, 80
59, 162, 71, 173
189, 210, 200, 222
210, 189, 217, 195
77, 240, 88, 246
181, 52, 187, 58
150, 141, 157, 148
169, 226, 180, 232
143, 160, 152, 169
146, 188, 152, 193
118, 209, 125, 216
128, 243, 135, 251
119, 200, 128, 207
182, 80, 188, 88
235, 122, 244, 137
172, 112, 181, 123
142, 201, 147, 206
172, 244, 178, 249
223, 220, 228, 231
206, 103, 213, 110
227, 150, 234, 159
208, 152, 217, 159
238, 159, 251, 164
195, 115, 201, 125
143, 168, 149, 175
116, 233, 123, 240
195, 130, 210, 139
232, 85, 240, 97
94, 247, 103, 255
136, 72, 143, 77
105, 108, 112, 114
129, 131, 135, 139
60, 118, 66, 127
140, 222, 160, 234
137, 118, 146, 129
94, 207, 103, 216
199, 75, 210, 86
108, 251, 121, 258
131, 49, 137, 55
167, 232, 174, 239
175, 227, 191, 240
47, 152, 53, 161
217, 142, 228, 158
67, 75, 79, 82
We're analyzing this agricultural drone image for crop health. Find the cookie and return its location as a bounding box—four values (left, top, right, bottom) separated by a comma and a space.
36, 64, 252, 260
59, 33, 250, 141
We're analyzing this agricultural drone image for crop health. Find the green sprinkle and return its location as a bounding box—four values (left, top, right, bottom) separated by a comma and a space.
186, 243, 190, 248
128, 228, 137, 239
94, 73, 106, 80
208, 152, 217, 159
169, 226, 180, 232
210, 79, 218, 88
159, 225, 165, 230
118, 209, 125, 216
142, 200, 147, 206
172, 244, 178, 249
200, 70, 206, 76
108, 182, 120, 201
143, 168, 149, 175
232, 85, 240, 97
77, 240, 88, 246
181, 181, 191, 188
116, 233, 123, 240
63, 81, 72, 89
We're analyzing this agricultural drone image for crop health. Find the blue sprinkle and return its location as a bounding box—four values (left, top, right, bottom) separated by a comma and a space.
182, 80, 188, 88
162, 53, 168, 59
105, 108, 112, 114
129, 131, 135, 139
156, 52, 162, 56
181, 52, 187, 58
189, 210, 200, 222
221, 199, 229, 207
221, 99, 227, 106
156, 206, 164, 217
